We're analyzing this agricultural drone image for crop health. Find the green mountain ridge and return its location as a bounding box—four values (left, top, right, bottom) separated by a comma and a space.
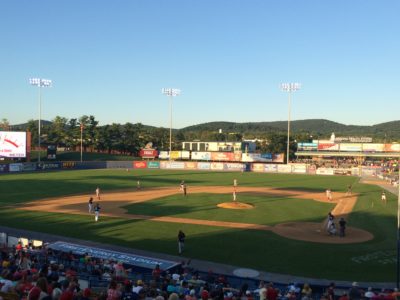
10, 119, 400, 141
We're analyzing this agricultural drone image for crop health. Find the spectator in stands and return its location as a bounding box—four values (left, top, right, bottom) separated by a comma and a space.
28, 286, 42, 300
301, 283, 312, 300
152, 264, 162, 282
348, 282, 363, 300
200, 290, 209, 300
266, 283, 279, 300
106, 280, 121, 300
132, 280, 144, 294
51, 282, 62, 300
60, 280, 76, 300
169, 293, 180, 300
0, 270, 15, 293
365, 287, 376, 299
121, 280, 135, 300
35, 276, 51, 299
16, 242, 23, 253
16, 273, 35, 298
18, 251, 31, 270
258, 282, 267, 300
326, 282, 336, 300
47, 263, 60, 283
114, 261, 128, 280
80, 287, 92, 300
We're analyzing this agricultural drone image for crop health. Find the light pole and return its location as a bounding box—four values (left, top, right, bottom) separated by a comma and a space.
397, 161, 400, 288
162, 88, 181, 160
29, 78, 52, 163
80, 123, 84, 162
280, 82, 301, 164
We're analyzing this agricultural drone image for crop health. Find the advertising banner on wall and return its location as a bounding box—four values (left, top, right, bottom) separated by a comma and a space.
297, 143, 318, 151
361, 167, 378, 176
362, 143, 385, 152
0, 164, 9, 173
106, 161, 132, 169
252, 163, 265, 172
49, 241, 179, 271
352, 167, 361, 176
197, 162, 210, 170
160, 161, 185, 169
0, 131, 27, 158
223, 163, 244, 171
139, 149, 158, 159
308, 165, 316, 174
170, 151, 181, 160
39, 162, 62, 170
242, 153, 269, 162
134, 161, 147, 169
75, 162, 106, 169
211, 152, 235, 161
234, 151, 242, 161
184, 162, 198, 169
181, 151, 190, 159
62, 162, 76, 169
318, 143, 339, 151
159, 151, 169, 160
316, 168, 335, 175
264, 164, 278, 173
277, 164, 292, 173
9, 163, 23, 172
272, 154, 285, 163
147, 161, 160, 169
384, 144, 400, 152
22, 162, 37, 171
291, 164, 307, 173
191, 152, 211, 161
210, 162, 224, 170
339, 143, 362, 152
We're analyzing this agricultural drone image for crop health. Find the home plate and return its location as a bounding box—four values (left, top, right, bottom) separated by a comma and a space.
233, 268, 259, 278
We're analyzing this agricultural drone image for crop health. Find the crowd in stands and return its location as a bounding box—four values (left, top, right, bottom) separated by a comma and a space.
1, 241, 399, 300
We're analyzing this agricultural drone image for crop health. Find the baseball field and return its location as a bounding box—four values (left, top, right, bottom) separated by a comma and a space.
0, 169, 396, 282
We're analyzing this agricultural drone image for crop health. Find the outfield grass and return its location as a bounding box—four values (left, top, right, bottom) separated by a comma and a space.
0, 169, 396, 282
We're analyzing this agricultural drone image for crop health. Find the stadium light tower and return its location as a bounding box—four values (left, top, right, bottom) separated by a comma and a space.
29, 78, 52, 163
162, 88, 181, 160
397, 167, 400, 288
280, 82, 301, 164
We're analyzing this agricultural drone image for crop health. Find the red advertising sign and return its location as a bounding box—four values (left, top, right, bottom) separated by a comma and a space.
318, 143, 339, 151
139, 149, 158, 158
133, 161, 147, 169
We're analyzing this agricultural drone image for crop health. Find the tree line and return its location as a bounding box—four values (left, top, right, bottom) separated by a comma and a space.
2, 116, 396, 157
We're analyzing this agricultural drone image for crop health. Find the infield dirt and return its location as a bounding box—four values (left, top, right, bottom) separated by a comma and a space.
20, 186, 373, 244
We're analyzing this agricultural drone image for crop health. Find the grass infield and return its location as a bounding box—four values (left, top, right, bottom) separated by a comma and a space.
0, 169, 396, 282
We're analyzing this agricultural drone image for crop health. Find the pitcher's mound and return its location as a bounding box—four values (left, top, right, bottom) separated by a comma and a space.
217, 202, 254, 209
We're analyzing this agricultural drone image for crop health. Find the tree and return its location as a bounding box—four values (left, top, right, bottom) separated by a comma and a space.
66, 118, 79, 150
26, 120, 38, 147
47, 116, 68, 147
0, 118, 10, 131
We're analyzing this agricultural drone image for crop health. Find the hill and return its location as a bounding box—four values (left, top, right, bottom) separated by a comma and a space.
180, 119, 400, 140
8, 119, 400, 141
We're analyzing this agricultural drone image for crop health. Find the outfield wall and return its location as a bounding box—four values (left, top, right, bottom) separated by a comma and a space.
0, 160, 371, 176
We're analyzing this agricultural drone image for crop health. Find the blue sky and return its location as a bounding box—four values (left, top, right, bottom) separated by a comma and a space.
1, 1, 399, 128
